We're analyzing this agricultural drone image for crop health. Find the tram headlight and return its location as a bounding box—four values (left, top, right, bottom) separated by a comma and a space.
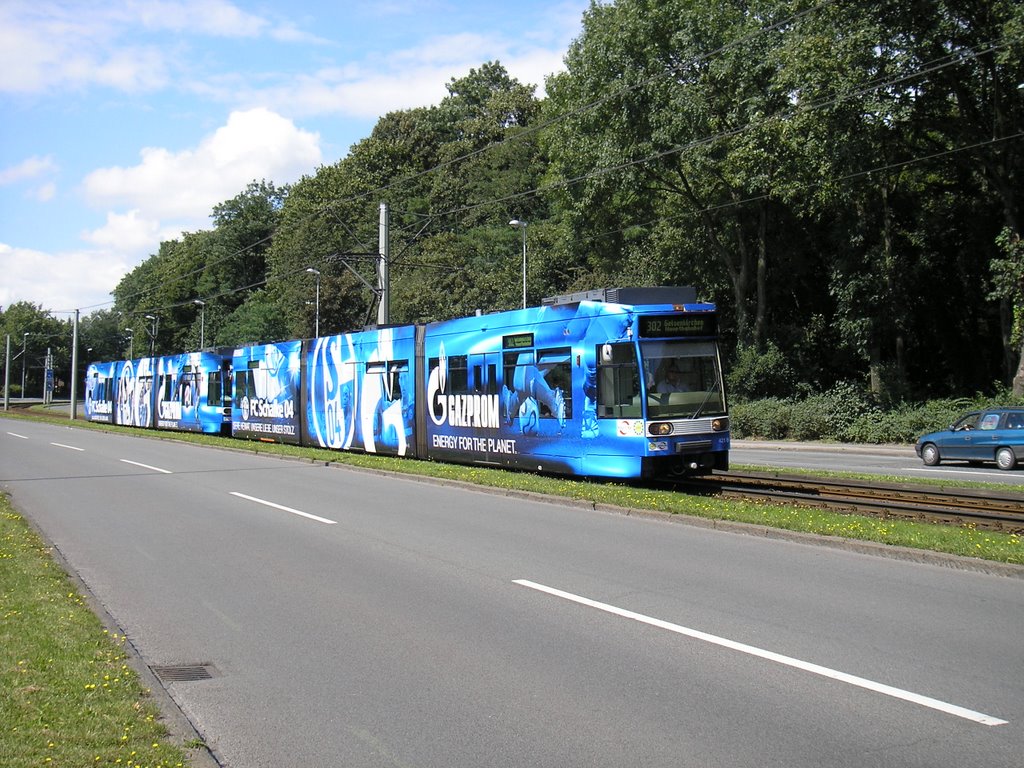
711, 418, 726, 431
648, 422, 673, 436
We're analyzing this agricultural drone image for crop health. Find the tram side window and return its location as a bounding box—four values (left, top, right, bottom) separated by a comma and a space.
450, 355, 468, 393
368, 360, 410, 402
537, 347, 572, 420
180, 372, 198, 406
207, 371, 222, 406
503, 350, 536, 394
235, 363, 259, 401
469, 359, 499, 395
597, 343, 641, 418
392, 361, 408, 401
388, 360, 409, 402
93, 375, 111, 402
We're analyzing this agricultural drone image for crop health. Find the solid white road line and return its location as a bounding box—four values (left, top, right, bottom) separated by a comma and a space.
229, 491, 337, 525
514, 579, 1007, 727
905, 467, 1011, 480
51, 442, 84, 451
120, 459, 173, 474
7, 432, 29, 439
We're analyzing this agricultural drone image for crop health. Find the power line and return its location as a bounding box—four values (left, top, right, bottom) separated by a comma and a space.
61, 6, 1021, 320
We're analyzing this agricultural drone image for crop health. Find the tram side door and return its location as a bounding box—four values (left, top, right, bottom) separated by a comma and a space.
470, 353, 500, 399
471, 352, 502, 461
220, 359, 233, 433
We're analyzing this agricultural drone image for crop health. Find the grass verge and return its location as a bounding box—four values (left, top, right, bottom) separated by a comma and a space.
0, 492, 195, 768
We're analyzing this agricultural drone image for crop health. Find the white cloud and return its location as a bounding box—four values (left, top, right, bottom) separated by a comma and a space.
0, 3, 167, 94
126, 0, 269, 37
33, 183, 57, 202
82, 107, 321, 221
0, 0, 312, 95
0, 242, 128, 312
80, 209, 162, 252
0, 108, 325, 313
220, 34, 570, 123
0, 155, 58, 185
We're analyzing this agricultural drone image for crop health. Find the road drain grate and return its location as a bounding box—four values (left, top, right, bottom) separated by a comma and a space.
151, 664, 217, 683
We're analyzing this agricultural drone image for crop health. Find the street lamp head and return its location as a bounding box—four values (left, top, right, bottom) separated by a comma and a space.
306, 268, 320, 276
509, 219, 527, 228
145, 314, 156, 320
193, 299, 205, 307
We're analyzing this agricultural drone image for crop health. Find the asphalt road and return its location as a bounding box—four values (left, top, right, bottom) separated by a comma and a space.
732, 440, 1024, 486
2, 416, 1023, 768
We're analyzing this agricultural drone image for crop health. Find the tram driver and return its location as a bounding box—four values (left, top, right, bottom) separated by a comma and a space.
655, 361, 690, 393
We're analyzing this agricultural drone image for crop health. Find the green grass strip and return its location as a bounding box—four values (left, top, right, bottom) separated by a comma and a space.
0, 493, 195, 768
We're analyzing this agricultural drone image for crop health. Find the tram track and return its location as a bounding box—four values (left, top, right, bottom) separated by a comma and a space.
672, 471, 1024, 533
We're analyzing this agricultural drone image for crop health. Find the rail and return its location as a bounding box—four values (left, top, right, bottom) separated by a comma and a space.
672, 471, 1024, 533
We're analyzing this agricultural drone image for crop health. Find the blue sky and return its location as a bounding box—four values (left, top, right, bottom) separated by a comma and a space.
0, 0, 590, 315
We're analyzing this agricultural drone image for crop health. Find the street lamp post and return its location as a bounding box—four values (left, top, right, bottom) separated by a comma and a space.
124, 328, 134, 359
193, 300, 206, 349
509, 219, 527, 309
21, 333, 28, 397
306, 268, 321, 338
144, 315, 158, 357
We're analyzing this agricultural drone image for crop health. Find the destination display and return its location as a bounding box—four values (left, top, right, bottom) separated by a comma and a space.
638, 314, 716, 338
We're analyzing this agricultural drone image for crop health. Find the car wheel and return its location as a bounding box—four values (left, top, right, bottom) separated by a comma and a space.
921, 443, 941, 466
996, 447, 1017, 471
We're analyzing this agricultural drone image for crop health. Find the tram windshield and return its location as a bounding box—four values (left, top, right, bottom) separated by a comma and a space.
642, 340, 726, 419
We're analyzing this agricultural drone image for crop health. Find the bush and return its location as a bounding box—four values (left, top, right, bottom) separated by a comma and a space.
843, 408, 923, 444
731, 389, 1024, 444
788, 381, 880, 441
727, 342, 795, 400
730, 398, 791, 439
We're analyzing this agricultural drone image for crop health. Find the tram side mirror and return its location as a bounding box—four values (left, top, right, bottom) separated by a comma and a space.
601, 344, 613, 362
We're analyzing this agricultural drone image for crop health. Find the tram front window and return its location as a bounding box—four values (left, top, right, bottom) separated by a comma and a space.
643, 340, 726, 418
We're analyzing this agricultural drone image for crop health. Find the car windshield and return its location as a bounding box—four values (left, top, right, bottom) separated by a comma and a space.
641, 340, 726, 419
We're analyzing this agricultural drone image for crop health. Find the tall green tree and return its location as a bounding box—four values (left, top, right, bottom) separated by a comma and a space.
992, 228, 1024, 394
544, 0, 812, 350
1, 302, 67, 396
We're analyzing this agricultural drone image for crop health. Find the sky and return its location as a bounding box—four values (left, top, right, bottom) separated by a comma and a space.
0, 0, 590, 317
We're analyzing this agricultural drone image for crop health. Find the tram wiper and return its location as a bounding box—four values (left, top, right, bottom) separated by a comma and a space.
691, 380, 719, 420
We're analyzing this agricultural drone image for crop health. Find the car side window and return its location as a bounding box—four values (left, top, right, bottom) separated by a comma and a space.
979, 413, 1000, 430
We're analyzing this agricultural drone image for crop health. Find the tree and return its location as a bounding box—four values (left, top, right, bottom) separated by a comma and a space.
544, 0, 809, 350
266, 61, 550, 330
992, 228, 1024, 394
1, 301, 66, 396
214, 290, 290, 347
111, 181, 289, 352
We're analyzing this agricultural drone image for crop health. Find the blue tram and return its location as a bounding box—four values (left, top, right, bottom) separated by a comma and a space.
84, 351, 231, 434
84, 287, 729, 478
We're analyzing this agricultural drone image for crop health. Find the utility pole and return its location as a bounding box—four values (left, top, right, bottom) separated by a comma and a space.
70, 309, 79, 421
377, 202, 390, 326
3, 334, 9, 410
44, 348, 53, 404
